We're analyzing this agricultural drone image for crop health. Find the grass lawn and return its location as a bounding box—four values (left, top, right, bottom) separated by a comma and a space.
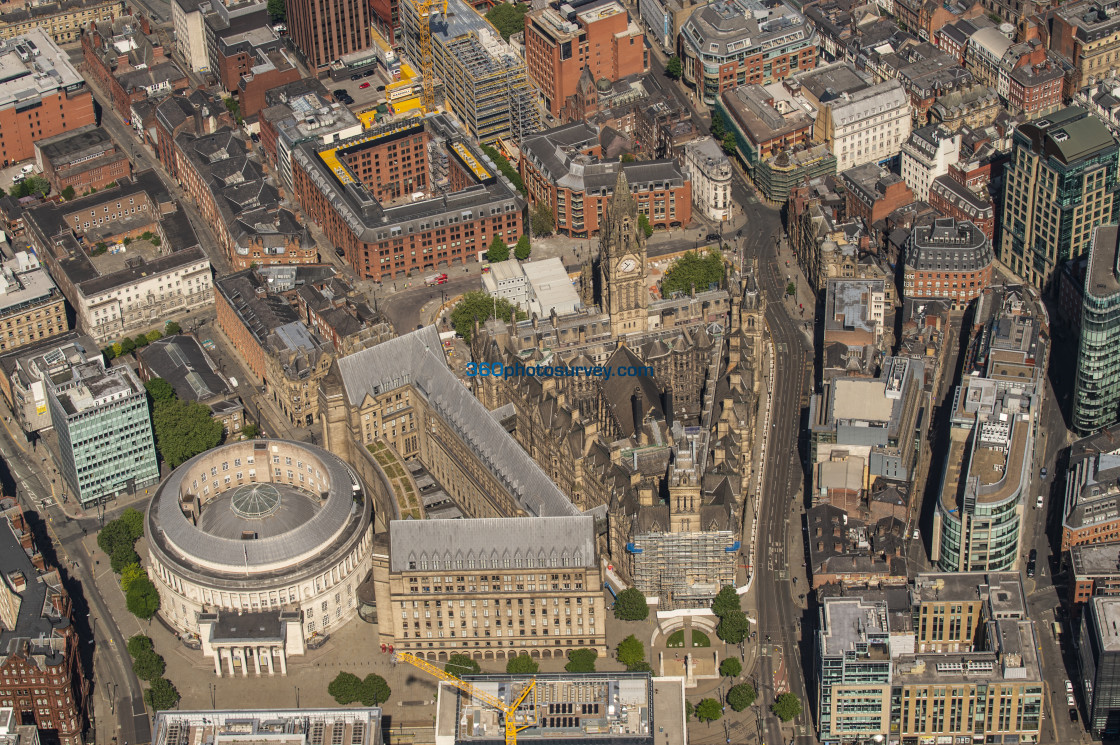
667, 630, 685, 648
692, 630, 711, 647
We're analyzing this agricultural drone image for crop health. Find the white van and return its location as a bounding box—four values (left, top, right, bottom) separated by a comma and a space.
1036, 495, 1044, 509
19, 164, 33, 175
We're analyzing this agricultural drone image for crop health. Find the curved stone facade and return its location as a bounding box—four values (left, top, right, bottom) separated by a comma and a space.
145, 440, 374, 645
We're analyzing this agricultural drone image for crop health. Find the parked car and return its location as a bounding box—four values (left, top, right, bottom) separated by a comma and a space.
333, 88, 347, 97
335, 246, 345, 257
350, 73, 361, 80
1070, 708, 1079, 722
705, 232, 719, 242
1041, 467, 1049, 478
360, 82, 370, 89
363, 70, 375, 77
1068, 693, 1076, 707
376, 85, 385, 91
1027, 559, 1036, 578
1066, 680, 1074, 694
1036, 495, 1044, 509
1029, 549, 1038, 562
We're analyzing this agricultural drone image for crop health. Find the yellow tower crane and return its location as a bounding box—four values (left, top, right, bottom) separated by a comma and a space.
408, 0, 448, 112
393, 652, 538, 744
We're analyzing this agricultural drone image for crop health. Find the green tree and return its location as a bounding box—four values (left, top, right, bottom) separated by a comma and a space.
480, 144, 526, 195
122, 237, 132, 246
224, 97, 243, 125
133, 334, 149, 349
450, 290, 526, 342
119, 337, 136, 355
61, 185, 75, 201
565, 648, 598, 673
637, 212, 653, 238
110, 544, 140, 574
241, 423, 261, 439
719, 657, 741, 678
152, 397, 224, 467
530, 201, 554, 237
620, 152, 636, 162
771, 692, 801, 722
110, 341, 123, 357
710, 112, 725, 140
97, 519, 133, 557
358, 674, 391, 706
612, 587, 649, 621
616, 634, 646, 670
506, 654, 539, 674
12, 175, 49, 199
126, 576, 161, 619
666, 55, 683, 80
146, 329, 163, 343
145, 377, 175, 403
144, 678, 180, 711
695, 698, 722, 725
445, 654, 481, 678
711, 585, 740, 618
486, 236, 510, 262
786, 282, 796, 296
127, 635, 154, 658
328, 672, 363, 704
165, 321, 181, 335
119, 563, 146, 593
485, 2, 529, 40
514, 234, 531, 261
722, 131, 737, 155
132, 649, 166, 681
716, 610, 750, 645
267, 0, 285, 22
727, 683, 756, 711
661, 249, 725, 297
685, 700, 694, 719
120, 507, 145, 542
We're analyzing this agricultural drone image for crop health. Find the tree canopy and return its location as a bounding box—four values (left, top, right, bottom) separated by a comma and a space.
616, 635, 646, 670
613, 587, 649, 621
711, 585, 741, 617
267, 0, 285, 22
486, 236, 510, 262
450, 290, 526, 342
727, 683, 756, 711
637, 212, 654, 238
485, 2, 529, 40
771, 692, 801, 722
144, 377, 176, 404
126, 576, 160, 619
120, 563, 145, 593
661, 249, 724, 297
719, 657, 741, 678
328, 672, 363, 704
120, 508, 145, 541
514, 235, 531, 261
144, 678, 180, 711
530, 202, 554, 237
666, 55, 683, 80
61, 185, 75, 201
10, 175, 48, 199
152, 397, 224, 467
480, 144, 526, 195
358, 674, 391, 706
695, 698, 722, 724
110, 545, 140, 574
446, 654, 481, 678
165, 321, 181, 335
565, 648, 598, 673
506, 654, 539, 674
716, 610, 750, 645
127, 635, 153, 658
132, 649, 166, 681
97, 519, 133, 557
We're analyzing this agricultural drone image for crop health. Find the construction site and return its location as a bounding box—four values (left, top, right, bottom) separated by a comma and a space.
400, 0, 541, 143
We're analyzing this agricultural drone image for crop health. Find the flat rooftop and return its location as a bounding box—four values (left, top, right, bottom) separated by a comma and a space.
1071, 541, 1120, 577
1091, 595, 1120, 652
821, 597, 890, 657
436, 673, 662, 743
1088, 224, 1120, 301
832, 379, 894, 422
152, 709, 382, 745
0, 29, 84, 112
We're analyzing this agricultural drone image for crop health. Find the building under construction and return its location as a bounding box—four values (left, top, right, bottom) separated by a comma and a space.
400, 0, 541, 143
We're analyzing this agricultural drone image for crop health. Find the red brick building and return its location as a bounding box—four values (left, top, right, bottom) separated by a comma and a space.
82, 15, 189, 121
0, 30, 95, 166
293, 115, 526, 280
1069, 542, 1120, 605
287, 0, 371, 71
0, 502, 88, 745
903, 217, 994, 308
235, 50, 302, 119
35, 125, 131, 195
1008, 57, 1063, 117
524, 1, 646, 117
520, 122, 691, 237
841, 163, 916, 227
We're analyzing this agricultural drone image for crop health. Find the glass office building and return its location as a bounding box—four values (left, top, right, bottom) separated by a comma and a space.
818, 598, 893, 745
47, 356, 158, 505
1074, 224, 1120, 434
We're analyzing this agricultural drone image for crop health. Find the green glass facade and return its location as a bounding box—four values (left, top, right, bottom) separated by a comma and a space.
1074, 227, 1120, 434
48, 362, 159, 505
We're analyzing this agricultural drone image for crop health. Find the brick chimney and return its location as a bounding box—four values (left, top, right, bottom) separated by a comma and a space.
8, 572, 25, 593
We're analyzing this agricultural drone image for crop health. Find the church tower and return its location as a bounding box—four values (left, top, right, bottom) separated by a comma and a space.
598, 168, 649, 337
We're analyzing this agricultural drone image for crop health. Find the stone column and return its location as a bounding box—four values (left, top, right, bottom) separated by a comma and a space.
239, 647, 249, 677
214, 649, 223, 677
278, 649, 288, 676
266, 647, 276, 675
253, 647, 262, 676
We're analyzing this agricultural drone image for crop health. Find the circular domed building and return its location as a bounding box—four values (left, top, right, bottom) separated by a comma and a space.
145, 440, 373, 676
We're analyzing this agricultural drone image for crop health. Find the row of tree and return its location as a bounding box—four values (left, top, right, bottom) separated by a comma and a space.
328, 672, 391, 706
102, 321, 181, 361
484, 235, 531, 263
97, 508, 161, 620
127, 635, 181, 710
145, 377, 224, 468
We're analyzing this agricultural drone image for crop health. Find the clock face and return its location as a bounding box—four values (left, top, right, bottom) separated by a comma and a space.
618, 258, 638, 274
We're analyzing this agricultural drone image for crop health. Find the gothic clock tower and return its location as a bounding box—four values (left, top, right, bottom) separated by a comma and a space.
598, 168, 649, 337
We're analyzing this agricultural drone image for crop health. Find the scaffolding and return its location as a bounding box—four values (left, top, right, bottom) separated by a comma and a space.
628, 529, 739, 608
400, 0, 541, 144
